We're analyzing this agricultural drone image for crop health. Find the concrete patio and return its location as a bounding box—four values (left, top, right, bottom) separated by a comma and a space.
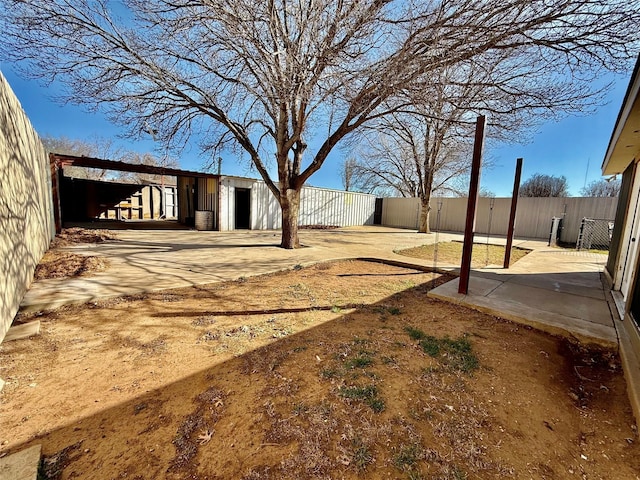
429, 245, 616, 347
19, 225, 615, 348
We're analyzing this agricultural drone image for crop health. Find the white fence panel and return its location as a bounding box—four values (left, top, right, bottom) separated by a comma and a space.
382, 196, 618, 243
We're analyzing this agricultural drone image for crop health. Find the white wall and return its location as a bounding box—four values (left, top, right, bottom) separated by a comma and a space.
382, 196, 618, 242
219, 176, 376, 230
0, 72, 55, 343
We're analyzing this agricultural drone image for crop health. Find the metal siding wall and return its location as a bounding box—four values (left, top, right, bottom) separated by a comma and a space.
382, 197, 421, 229
217, 176, 375, 230
197, 177, 217, 212
299, 186, 375, 227
0, 72, 56, 342
383, 196, 619, 240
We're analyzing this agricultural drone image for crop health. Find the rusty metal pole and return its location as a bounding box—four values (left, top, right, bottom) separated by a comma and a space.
458, 115, 486, 294
504, 158, 523, 268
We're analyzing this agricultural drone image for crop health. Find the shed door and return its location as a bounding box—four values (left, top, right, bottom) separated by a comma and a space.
373, 198, 383, 225
234, 188, 251, 229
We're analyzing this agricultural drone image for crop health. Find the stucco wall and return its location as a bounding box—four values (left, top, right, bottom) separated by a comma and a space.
0, 72, 55, 343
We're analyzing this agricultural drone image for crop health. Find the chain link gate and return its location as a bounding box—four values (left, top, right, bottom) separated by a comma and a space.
576, 218, 614, 251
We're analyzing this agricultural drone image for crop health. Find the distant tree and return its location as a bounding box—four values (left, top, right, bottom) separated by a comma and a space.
520, 174, 569, 197
42, 134, 178, 184
580, 178, 621, 197
41, 135, 119, 180
479, 187, 496, 198
340, 158, 358, 192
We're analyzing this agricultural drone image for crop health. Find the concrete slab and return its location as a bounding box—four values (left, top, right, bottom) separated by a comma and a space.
429, 244, 617, 348
19, 227, 467, 313
429, 277, 616, 347
4, 321, 40, 342
506, 273, 605, 300
0, 444, 41, 480
489, 282, 612, 326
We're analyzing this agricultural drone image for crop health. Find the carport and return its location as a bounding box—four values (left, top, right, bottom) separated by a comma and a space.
49, 153, 220, 233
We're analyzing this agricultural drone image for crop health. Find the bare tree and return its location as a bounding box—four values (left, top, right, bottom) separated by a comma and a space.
41, 135, 119, 180
580, 178, 621, 197
520, 174, 570, 197
41, 134, 179, 184
340, 158, 358, 192
2, 0, 638, 247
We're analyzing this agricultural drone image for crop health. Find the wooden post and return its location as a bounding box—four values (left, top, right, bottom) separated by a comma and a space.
504, 158, 523, 268
459, 115, 486, 294
49, 153, 63, 234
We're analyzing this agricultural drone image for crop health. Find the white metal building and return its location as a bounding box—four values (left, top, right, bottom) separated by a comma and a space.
217, 176, 376, 231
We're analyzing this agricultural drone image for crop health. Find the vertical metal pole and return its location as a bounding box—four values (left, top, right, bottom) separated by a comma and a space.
459, 115, 486, 294
432, 199, 443, 289
504, 158, 523, 268
486, 197, 495, 266
49, 153, 63, 234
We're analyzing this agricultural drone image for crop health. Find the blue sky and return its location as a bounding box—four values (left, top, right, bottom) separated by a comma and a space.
1, 65, 629, 197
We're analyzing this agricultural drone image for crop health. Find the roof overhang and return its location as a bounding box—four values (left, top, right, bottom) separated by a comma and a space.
602, 56, 640, 176
50, 153, 219, 179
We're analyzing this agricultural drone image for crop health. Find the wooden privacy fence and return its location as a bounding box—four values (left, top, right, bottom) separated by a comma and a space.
381, 196, 618, 244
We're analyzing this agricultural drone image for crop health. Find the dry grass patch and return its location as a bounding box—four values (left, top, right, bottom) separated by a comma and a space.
34, 252, 108, 280
33, 227, 117, 280
396, 241, 529, 267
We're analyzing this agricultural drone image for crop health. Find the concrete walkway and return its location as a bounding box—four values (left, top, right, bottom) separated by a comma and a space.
428, 244, 616, 347
19, 225, 615, 347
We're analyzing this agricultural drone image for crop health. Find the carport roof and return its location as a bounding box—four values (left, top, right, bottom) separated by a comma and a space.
50, 153, 219, 179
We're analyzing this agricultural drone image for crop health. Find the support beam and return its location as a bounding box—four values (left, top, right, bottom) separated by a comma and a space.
459, 115, 486, 294
504, 158, 523, 268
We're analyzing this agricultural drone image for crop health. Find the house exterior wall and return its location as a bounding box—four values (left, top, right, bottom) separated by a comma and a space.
218, 176, 376, 231
381, 196, 618, 242
599, 54, 640, 428
0, 72, 55, 343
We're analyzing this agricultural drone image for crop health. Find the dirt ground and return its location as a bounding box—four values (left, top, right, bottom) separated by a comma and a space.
34, 228, 116, 281
1, 260, 639, 480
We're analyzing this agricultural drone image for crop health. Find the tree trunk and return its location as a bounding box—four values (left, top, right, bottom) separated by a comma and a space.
280, 188, 301, 249
418, 195, 431, 234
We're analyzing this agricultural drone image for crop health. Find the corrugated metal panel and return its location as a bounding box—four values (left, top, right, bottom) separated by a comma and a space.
300, 186, 375, 226
218, 176, 376, 231
559, 197, 618, 243
382, 196, 618, 242
197, 177, 217, 211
